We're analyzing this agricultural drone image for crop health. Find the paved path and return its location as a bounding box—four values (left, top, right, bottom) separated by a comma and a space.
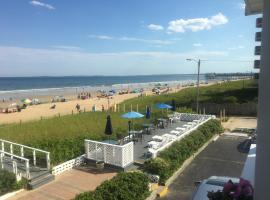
222, 117, 257, 131
160, 134, 249, 200
8, 168, 116, 200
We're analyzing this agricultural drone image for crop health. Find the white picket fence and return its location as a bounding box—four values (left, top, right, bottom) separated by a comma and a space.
85, 140, 134, 168
52, 154, 85, 175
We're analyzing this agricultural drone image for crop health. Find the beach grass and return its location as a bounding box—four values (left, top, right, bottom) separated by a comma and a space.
0, 79, 258, 165
119, 79, 258, 113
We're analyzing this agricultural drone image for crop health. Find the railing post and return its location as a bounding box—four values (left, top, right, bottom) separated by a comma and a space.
12, 160, 17, 175
1, 141, 4, 151
46, 153, 50, 170
0, 152, 3, 169
10, 144, 13, 159
20, 146, 24, 157
33, 150, 36, 166
25, 160, 30, 179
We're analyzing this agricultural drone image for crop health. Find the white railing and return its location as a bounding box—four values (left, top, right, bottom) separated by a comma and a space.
174, 113, 213, 122
0, 150, 30, 179
0, 139, 50, 170
85, 140, 134, 168
52, 154, 85, 176
149, 115, 215, 158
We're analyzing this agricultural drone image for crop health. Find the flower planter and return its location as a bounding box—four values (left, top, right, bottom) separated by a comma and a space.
96, 161, 104, 171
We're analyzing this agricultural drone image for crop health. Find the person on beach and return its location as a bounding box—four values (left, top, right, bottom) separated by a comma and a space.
76, 103, 80, 112
101, 104, 104, 112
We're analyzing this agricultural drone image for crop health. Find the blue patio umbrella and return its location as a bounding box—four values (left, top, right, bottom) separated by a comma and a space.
146, 106, 151, 119
156, 103, 172, 109
121, 111, 144, 119
121, 111, 144, 139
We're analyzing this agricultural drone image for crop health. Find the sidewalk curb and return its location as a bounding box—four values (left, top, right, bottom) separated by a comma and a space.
146, 134, 220, 200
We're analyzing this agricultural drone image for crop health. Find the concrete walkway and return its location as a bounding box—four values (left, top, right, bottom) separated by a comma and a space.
8, 168, 116, 200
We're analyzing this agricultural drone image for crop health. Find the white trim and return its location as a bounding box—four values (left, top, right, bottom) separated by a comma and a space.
0, 189, 24, 200
52, 154, 85, 175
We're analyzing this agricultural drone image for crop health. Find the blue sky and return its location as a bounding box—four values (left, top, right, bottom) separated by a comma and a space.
0, 0, 259, 76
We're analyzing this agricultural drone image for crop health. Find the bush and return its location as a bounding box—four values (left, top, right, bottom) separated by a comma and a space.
144, 119, 223, 184
75, 172, 150, 200
222, 96, 238, 104
0, 169, 27, 196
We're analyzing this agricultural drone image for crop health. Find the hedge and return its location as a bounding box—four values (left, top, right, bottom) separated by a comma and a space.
75, 172, 150, 200
0, 169, 27, 196
144, 119, 223, 184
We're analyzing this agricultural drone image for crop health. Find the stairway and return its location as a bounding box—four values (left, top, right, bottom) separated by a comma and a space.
28, 171, 55, 189
1, 155, 55, 189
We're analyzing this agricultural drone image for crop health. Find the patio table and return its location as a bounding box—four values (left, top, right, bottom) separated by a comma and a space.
157, 118, 168, 128
142, 123, 155, 134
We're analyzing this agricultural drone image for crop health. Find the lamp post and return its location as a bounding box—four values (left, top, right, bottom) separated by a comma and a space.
186, 58, 201, 113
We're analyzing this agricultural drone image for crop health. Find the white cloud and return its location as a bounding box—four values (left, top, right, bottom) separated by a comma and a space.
119, 37, 172, 45
167, 13, 228, 33
89, 35, 172, 45
88, 35, 113, 40
29, 1, 55, 10
228, 45, 245, 50
148, 24, 164, 31
50, 45, 82, 51
238, 3, 246, 10
0, 46, 230, 76
193, 43, 203, 47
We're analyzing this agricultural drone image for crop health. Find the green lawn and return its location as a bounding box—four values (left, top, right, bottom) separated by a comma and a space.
0, 79, 258, 165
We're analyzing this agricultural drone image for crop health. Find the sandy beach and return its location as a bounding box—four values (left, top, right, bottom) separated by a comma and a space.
0, 81, 220, 125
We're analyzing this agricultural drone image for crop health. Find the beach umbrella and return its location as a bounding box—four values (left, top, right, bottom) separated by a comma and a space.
146, 106, 151, 119
156, 103, 172, 114
121, 111, 144, 119
21, 98, 32, 104
105, 115, 113, 142
156, 103, 172, 109
171, 99, 176, 111
121, 111, 144, 140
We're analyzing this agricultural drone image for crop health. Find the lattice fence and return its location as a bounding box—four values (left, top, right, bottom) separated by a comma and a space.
178, 113, 211, 122
52, 154, 85, 175
85, 140, 133, 168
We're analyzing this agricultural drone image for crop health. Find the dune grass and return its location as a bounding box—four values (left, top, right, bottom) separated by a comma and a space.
0, 79, 257, 165
119, 79, 258, 113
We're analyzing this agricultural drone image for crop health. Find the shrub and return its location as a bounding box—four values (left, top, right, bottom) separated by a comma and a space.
144, 119, 223, 184
75, 172, 150, 200
222, 96, 238, 104
0, 169, 27, 196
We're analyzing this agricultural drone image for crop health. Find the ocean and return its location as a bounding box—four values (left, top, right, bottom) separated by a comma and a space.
0, 74, 211, 100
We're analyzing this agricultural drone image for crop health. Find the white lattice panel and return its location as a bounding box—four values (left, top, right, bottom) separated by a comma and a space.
85, 140, 134, 168
52, 154, 85, 175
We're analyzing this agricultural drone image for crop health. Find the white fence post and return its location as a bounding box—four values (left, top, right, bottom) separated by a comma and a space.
20, 146, 24, 157
1, 141, 4, 151
12, 160, 17, 175
10, 144, 13, 159
33, 150, 36, 166
0, 152, 3, 169
46, 153, 50, 170
25, 160, 30, 179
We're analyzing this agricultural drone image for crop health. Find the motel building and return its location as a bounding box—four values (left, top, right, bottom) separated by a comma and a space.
244, 0, 270, 199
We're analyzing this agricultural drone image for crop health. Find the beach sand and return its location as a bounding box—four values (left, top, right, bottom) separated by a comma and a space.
0, 82, 218, 125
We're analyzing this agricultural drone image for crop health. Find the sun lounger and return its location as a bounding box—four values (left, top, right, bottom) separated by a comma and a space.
170, 130, 181, 136
152, 135, 163, 142
176, 127, 185, 131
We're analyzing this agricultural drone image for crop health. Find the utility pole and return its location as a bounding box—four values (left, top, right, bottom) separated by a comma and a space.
186, 58, 201, 113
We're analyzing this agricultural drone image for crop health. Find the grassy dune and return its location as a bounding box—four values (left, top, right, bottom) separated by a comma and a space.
120, 79, 258, 112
